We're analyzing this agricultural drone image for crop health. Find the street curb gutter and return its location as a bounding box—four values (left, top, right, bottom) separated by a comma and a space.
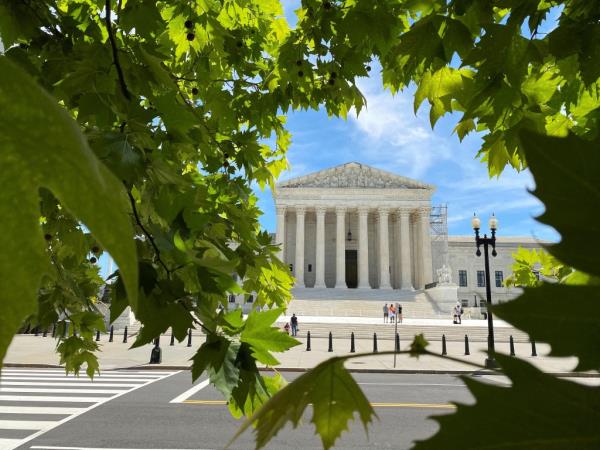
3, 363, 598, 378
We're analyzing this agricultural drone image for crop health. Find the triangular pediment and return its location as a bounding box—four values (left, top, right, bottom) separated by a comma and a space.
277, 162, 434, 190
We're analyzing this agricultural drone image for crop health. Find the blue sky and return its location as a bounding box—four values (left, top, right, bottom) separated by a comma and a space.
253, 0, 559, 241
255, 75, 557, 241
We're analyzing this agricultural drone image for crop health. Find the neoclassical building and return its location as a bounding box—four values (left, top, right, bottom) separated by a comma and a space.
272, 162, 547, 312
274, 162, 436, 291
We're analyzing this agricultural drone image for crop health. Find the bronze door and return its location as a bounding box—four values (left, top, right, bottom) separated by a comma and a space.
345, 250, 357, 288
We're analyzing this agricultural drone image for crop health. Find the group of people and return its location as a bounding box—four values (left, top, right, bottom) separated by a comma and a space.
383, 303, 402, 324
283, 313, 299, 336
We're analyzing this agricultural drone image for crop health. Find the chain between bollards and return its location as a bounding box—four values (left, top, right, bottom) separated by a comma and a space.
442, 334, 447, 356
306, 331, 311, 351
464, 334, 470, 355
328, 331, 333, 352
509, 335, 515, 356
350, 332, 355, 353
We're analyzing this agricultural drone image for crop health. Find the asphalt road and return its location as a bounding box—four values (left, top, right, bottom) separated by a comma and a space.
11, 370, 496, 450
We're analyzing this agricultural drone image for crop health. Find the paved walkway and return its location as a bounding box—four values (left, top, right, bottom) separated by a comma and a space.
4, 334, 586, 375
278, 315, 511, 327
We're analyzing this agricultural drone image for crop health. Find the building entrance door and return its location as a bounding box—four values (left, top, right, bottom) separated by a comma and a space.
345, 250, 358, 288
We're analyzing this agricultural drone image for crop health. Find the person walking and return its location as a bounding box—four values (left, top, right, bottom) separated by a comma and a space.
383, 304, 389, 323
291, 313, 299, 337
389, 304, 396, 323
398, 303, 403, 324
284, 322, 290, 334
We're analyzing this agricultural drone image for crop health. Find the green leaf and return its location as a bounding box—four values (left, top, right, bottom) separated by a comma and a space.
240, 308, 300, 365
0, 56, 137, 365
191, 334, 241, 398
413, 355, 600, 449
231, 356, 376, 450
494, 284, 600, 371
519, 130, 600, 277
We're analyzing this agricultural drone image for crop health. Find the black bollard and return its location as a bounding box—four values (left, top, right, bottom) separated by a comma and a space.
306, 331, 311, 351
442, 334, 447, 356
109, 326, 114, 342
51, 323, 56, 338
350, 332, 355, 353
187, 329, 192, 347
373, 333, 378, 353
328, 332, 333, 352
34, 327, 39, 336
509, 335, 515, 356
42, 328, 48, 337
531, 340, 537, 357
149, 337, 162, 364
95, 330, 100, 342
123, 326, 128, 343
395, 333, 400, 352
464, 334, 470, 355
170, 330, 175, 346
24, 324, 31, 334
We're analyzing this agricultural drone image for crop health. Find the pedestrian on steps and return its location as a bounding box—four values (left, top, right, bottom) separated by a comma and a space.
389, 304, 396, 323
383, 304, 389, 323
291, 313, 299, 337
398, 303, 403, 324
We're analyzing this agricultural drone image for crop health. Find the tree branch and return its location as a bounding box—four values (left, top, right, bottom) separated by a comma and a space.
104, 0, 131, 100
126, 188, 171, 275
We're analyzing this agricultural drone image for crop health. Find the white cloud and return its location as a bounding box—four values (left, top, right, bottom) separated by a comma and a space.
349, 77, 452, 179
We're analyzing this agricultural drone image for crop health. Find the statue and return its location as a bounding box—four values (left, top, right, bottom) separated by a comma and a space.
437, 264, 452, 285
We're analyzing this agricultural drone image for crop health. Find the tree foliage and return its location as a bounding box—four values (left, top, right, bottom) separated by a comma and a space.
1, 0, 599, 449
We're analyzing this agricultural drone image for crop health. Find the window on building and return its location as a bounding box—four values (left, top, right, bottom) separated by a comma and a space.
246, 295, 254, 304
495, 271, 504, 287
228, 294, 236, 303
308, 264, 312, 272
289, 264, 293, 272
461, 299, 469, 307
458, 270, 468, 287
477, 270, 486, 287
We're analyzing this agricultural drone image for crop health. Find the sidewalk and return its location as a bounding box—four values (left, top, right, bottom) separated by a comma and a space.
3, 334, 587, 376
278, 316, 511, 327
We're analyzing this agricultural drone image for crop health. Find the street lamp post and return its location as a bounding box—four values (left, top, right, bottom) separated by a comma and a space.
472, 213, 499, 369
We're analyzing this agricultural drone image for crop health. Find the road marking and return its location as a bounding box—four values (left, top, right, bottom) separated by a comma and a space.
10, 370, 181, 450
0, 439, 21, 448
0, 419, 56, 430
0, 387, 125, 394
0, 406, 85, 415
0, 395, 109, 403
30, 446, 214, 450
0, 382, 140, 388
0, 377, 164, 382
169, 379, 210, 403
182, 399, 456, 409
357, 383, 466, 387
1, 372, 167, 379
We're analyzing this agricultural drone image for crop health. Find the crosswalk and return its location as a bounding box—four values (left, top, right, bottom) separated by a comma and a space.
0, 368, 178, 450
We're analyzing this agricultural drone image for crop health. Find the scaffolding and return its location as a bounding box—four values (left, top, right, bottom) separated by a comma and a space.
430, 204, 448, 278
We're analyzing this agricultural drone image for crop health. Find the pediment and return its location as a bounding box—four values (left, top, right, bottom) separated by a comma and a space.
277, 162, 434, 190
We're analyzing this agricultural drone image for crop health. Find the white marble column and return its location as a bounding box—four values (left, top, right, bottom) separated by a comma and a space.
314, 206, 326, 288
275, 206, 286, 260
335, 206, 346, 288
420, 207, 433, 287
399, 208, 413, 290
357, 206, 370, 288
294, 206, 306, 287
378, 207, 391, 289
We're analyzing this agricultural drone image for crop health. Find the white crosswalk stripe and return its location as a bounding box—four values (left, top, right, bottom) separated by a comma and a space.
0, 368, 178, 450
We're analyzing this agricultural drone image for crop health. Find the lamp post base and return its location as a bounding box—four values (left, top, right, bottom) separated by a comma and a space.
485, 357, 498, 369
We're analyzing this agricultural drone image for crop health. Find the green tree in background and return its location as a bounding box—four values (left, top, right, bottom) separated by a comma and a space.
0, 0, 599, 448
